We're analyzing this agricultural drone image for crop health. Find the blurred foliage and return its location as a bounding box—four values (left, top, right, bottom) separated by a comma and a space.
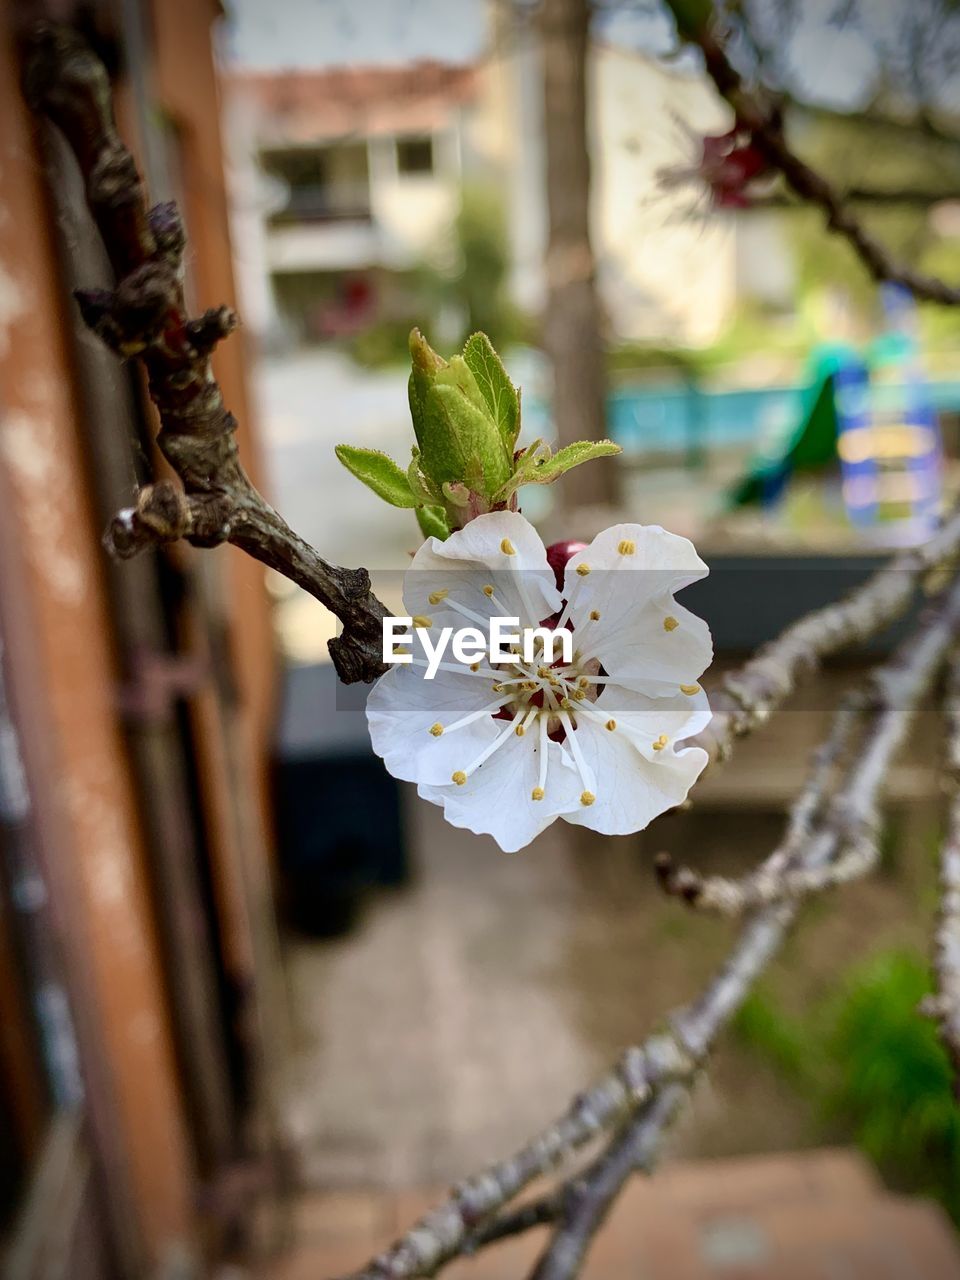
782, 112, 960, 338
349, 184, 529, 368
734, 948, 960, 1222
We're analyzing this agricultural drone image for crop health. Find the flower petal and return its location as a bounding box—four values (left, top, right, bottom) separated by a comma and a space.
404, 510, 561, 630
418, 732, 580, 853
561, 713, 708, 836
367, 659, 503, 786
588, 684, 712, 759
563, 524, 711, 691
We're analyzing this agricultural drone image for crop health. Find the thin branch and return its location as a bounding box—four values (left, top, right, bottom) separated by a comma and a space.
24, 24, 387, 683
922, 648, 960, 1095
687, 507, 960, 767
528, 581, 960, 1280
660, 689, 868, 910
337, 1035, 696, 1279
664, 0, 960, 307
525, 1093, 680, 1280
341, 577, 960, 1279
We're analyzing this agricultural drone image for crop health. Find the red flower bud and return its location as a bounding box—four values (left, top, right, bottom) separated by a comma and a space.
546, 540, 588, 590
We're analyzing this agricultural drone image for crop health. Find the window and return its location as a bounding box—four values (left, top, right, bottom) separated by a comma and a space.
396, 135, 434, 177
262, 144, 371, 224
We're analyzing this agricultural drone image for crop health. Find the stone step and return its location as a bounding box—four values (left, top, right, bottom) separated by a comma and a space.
261, 1149, 960, 1280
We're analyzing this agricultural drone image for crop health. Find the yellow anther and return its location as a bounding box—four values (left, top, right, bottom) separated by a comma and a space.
412, 615, 432, 628
576, 563, 591, 577
578, 677, 590, 689
652, 734, 669, 751
470, 661, 481, 672
605, 719, 617, 731
573, 689, 586, 701
492, 683, 505, 693
617, 539, 636, 556
580, 790, 596, 806
515, 724, 526, 736
452, 771, 467, 785
501, 538, 516, 555
560, 697, 572, 710
680, 683, 700, 696
589, 609, 600, 621
538, 667, 551, 678
482, 584, 495, 596
663, 616, 679, 632
429, 723, 444, 737
428, 589, 448, 605
531, 786, 545, 801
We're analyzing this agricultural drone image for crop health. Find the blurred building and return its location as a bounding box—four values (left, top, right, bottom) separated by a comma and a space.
226, 19, 794, 352
227, 62, 480, 343
0, 1, 280, 1277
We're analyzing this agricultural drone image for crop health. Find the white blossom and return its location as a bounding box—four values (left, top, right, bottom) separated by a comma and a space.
367, 511, 712, 852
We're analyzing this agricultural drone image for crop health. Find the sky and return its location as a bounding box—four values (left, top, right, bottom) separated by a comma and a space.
221, 0, 677, 70
222, 0, 488, 68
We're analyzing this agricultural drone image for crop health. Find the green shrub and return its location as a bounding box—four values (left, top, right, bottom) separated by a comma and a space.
734, 949, 960, 1221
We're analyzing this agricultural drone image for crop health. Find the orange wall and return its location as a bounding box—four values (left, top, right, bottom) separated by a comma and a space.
0, 3, 195, 1267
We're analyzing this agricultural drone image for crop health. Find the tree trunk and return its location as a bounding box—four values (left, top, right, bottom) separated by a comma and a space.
540, 0, 613, 510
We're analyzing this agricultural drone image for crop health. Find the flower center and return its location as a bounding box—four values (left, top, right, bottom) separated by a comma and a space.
440, 623, 605, 808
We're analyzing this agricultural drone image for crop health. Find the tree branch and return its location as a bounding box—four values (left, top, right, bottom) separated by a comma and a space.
665, 0, 960, 307
687, 507, 960, 767
24, 24, 387, 683
527, 580, 960, 1280
340, 576, 960, 1279
922, 648, 960, 1096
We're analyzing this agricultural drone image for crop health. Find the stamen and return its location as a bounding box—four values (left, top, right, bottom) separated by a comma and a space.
589, 609, 600, 621
652, 734, 668, 751
576, 563, 591, 577
461, 713, 523, 778
445, 598, 489, 626
412, 615, 433, 628
663, 616, 679, 632
516, 705, 539, 737
443, 696, 513, 734
501, 538, 516, 556
558, 710, 597, 799
428, 589, 449, 605
409, 658, 496, 679
617, 539, 636, 556
580, 791, 595, 806
680, 684, 700, 695
429, 723, 443, 737
535, 713, 549, 799
606, 719, 616, 731
482, 584, 495, 596
452, 771, 466, 785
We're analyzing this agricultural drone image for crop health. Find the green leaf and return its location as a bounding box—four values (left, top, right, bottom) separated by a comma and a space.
408, 328, 446, 449
462, 332, 520, 449
335, 445, 418, 508
420, 383, 512, 495
416, 504, 449, 540
525, 439, 621, 483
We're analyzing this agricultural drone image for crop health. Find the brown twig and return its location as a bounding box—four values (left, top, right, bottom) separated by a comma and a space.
24, 24, 387, 683
922, 648, 960, 1095
665, 0, 960, 307
687, 508, 960, 767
